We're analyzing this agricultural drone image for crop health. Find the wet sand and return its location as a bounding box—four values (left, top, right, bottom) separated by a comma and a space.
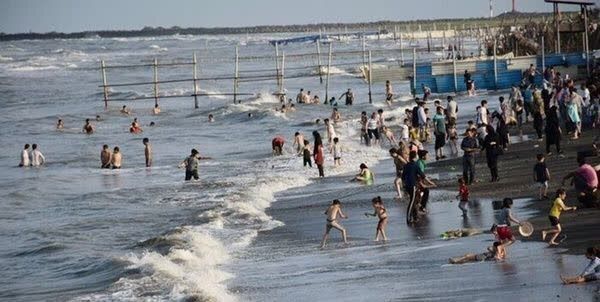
428, 123, 600, 255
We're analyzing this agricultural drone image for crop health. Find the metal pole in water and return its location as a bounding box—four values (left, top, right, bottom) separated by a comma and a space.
281, 51, 285, 95
153, 58, 159, 107
400, 33, 404, 66
234, 46, 239, 103
316, 42, 323, 84
193, 52, 199, 108
368, 50, 373, 104
275, 43, 280, 87
325, 43, 332, 103
101, 60, 109, 109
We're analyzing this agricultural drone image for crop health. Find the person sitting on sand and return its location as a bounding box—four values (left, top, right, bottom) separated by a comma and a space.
364, 196, 388, 242
153, 104, 161, 115
449, 242, 505, 264
561, 246, 600, 284
129, 122, 143, 134
120, 105, 131, 115
56, 119, 64, 130
562, 155, 598, 208
353, 163, 374, 185
542, 188, 577, 246
320, 199, 348, 248
83, 119, 95, 134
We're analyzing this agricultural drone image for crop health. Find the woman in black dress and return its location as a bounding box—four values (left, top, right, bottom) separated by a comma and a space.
545, 105, 562, 155
482, 125, 501, 182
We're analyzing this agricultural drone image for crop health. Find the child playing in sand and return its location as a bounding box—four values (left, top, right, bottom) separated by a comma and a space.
449, 242, 505, 264
332, 137, 342, 167
353, 163, 374, 185
533, 153, 550, 200
364, 196, 388, 241
320, 199, 348, 248
542, 188, 576, 246
303, 140, 312, 168
561, 246, 600, 284
381, 126, 397, 147
456, 177, 469, 217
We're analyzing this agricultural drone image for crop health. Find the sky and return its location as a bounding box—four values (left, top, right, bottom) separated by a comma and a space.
0, 0, 598, 34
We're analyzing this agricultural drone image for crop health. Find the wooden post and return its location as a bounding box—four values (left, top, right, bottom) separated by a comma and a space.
192, 52, 199, 109
316, 42, 323, 84
368, 50, 373, 104
153, 58, 159, 107
412, 47, 417, 96
452, 47, 457, 92
400, 33, 404, 66
234, 46, 239, 103
325, 43, 332, 103
555, 3, 561, 53
275, 43, 280, 87
101, 60, 109, 109
493, 38, 498, 89
362, 37, 366, 68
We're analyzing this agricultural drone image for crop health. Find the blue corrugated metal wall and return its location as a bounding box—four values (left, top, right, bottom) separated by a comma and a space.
425, 52, 587, 93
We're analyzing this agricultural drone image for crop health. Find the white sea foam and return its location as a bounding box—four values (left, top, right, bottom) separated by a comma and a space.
0, 55, 14, 62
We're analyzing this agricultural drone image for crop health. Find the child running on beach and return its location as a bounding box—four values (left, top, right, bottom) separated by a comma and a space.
320, 199, 348, 248
456, 178, 469, 217
542, 188, 577, 246
332, 137, 342, 167
449, 242, 505, 264
533, 153, 550, 200
364, 196, 388, 242
303, 140, 312, 168
561, 246, 600, 284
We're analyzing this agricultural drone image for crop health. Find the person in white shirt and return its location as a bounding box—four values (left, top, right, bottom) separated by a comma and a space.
19, 144, 30, 167
30, 144, 45, 167
324, 118, 337, 145
367, 112, 380, 145
581, 84, 590, 107
447, 96, 458, 121
399, 119, 410, 142
477, 100, 489, 126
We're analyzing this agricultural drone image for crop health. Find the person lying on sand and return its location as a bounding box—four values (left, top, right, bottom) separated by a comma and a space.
449, 242, 505, 264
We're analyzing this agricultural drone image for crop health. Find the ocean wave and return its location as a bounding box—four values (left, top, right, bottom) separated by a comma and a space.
149, 44, 169, 52
0, 55, 14, 62
9, 65, 61, 72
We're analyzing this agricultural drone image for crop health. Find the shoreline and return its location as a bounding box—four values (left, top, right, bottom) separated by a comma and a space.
428, 122, 599, 255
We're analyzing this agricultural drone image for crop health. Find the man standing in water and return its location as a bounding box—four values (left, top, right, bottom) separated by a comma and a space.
320, 199, 348, 248
324, 119, 337, 146
296, 88, 305, 103
100, 144, 112, 169
30, 144, 45, 167
179, 148, 211, 181
461, 128, 479, 185
340, 88, 354, 106
111, 146, 122, 169
385, 80, 394, 106
83, 119, 95, 134
143, 138, 152, 167
19, 144, 30, 167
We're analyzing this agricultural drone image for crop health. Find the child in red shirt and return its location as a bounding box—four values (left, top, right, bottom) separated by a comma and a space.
456, 178, 469, 217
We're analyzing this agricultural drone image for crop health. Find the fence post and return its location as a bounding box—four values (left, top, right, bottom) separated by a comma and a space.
400, 33, 404, 66
325, 43, 332, 103
192, 52, 199, 109
275, 43, 280, 87
541, 35, 545, 75
413, 47, 417, 96
281, 51, 285, 95
153, 58, 159, 107
234, 46, 239, 103
583, 5, 590, 76
101, 60, 109, 109
452, 47, 457, 92
316, 42, 323, 84
368, 50, 373, 104
493, 38, 498, 89
362, 37, 366, 68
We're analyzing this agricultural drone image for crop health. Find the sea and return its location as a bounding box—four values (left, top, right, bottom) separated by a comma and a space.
0, 33, 598, 301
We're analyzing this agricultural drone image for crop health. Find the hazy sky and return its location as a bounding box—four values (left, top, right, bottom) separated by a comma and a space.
1, 0, 598, 34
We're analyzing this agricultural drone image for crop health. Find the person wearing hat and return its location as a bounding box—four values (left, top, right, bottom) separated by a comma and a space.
461, 128, 479, 185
